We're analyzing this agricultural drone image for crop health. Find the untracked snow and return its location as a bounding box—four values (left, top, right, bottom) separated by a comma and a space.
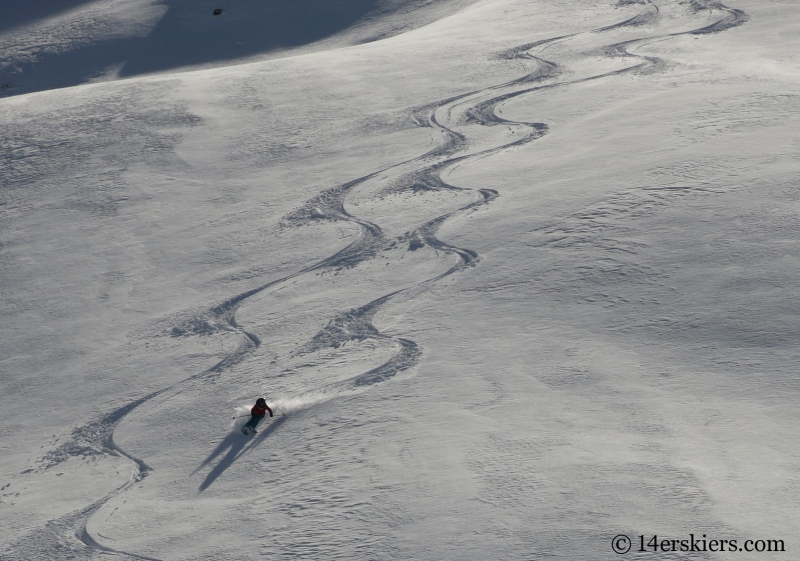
1, 0, 799, 559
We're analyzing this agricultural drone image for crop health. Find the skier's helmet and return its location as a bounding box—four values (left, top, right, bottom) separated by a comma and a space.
256, 397, 266, 406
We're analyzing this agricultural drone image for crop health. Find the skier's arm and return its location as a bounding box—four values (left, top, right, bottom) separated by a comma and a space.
266, 405, 273, 417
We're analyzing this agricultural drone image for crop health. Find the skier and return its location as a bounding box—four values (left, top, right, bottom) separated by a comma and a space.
242, 397, 273, 434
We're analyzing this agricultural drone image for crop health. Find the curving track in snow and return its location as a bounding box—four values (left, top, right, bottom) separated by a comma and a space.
16, 2, 748, 559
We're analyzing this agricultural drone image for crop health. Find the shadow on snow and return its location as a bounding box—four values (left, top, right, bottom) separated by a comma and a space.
0, 0, 97, 34
1, 0, 417, 96
195, 416, 287, 492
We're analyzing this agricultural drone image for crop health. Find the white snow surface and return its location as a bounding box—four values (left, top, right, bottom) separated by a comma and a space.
2, 0, 800, 559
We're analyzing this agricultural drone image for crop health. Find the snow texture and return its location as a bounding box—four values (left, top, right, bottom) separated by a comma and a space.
1, 0, 799, 559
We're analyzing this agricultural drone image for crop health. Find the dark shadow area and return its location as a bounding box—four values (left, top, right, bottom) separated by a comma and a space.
0, 0, 478, 97
0, 0, 98, 33
119, 0, 380, 77
196, 415, 286, 492
0, 35, 136, 97
2, 0, 379, 96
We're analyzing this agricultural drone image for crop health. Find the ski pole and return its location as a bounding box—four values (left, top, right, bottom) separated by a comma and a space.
232, 414, 250, 419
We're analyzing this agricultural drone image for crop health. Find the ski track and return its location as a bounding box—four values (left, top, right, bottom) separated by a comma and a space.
17, 2, 748, 558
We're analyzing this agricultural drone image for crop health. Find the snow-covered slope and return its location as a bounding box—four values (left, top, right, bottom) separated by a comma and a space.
2, 0, 799, 559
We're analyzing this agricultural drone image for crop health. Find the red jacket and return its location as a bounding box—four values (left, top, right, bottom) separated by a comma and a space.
251, 403, 273, 417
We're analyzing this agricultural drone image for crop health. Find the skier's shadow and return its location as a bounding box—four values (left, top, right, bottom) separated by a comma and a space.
194, 416, 286, 492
